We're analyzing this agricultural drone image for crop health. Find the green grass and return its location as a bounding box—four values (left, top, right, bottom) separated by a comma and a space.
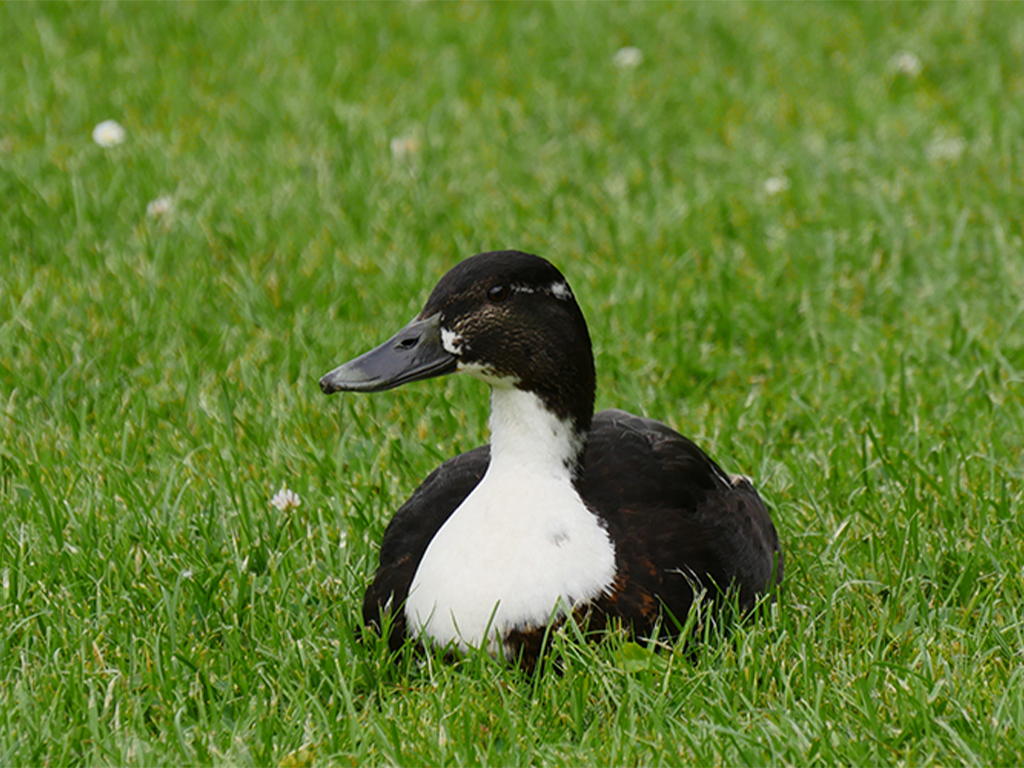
2, 2, 1023, 764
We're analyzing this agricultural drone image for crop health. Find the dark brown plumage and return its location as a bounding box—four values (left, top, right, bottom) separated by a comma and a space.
363, 409, 783, 667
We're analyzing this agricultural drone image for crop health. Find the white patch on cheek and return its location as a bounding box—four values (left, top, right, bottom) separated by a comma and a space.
441, 327, 464, 355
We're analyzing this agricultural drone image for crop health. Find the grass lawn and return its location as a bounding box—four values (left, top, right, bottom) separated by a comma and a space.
2, 2, 1023, 764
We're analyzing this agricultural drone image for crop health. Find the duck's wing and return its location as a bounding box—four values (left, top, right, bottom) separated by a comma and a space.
580, 409, 782, 634
362, 444, 490, 649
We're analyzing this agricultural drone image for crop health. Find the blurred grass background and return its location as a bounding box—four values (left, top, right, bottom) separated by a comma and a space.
1, 2, 1023, 765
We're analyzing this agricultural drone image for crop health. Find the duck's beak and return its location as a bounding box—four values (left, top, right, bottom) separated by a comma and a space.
319, 313, 458, 394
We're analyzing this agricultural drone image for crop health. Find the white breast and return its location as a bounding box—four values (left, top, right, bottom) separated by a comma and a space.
404, 387, 617, 656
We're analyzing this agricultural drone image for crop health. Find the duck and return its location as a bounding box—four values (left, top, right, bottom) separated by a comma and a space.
319, 250, 782, 668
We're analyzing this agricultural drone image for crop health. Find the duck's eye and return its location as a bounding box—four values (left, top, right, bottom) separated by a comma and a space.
487, 284, 509, 303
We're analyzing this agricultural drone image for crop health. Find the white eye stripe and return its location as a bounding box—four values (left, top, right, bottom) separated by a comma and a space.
548, 281, 572, 300
509, 281, 572, 300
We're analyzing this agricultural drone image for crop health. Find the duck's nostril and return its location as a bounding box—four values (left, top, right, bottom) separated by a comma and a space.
397, 336, 419, 350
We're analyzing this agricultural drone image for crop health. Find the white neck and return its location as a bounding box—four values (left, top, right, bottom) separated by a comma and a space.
405, 385, 615, 656
488, 386, 584, 481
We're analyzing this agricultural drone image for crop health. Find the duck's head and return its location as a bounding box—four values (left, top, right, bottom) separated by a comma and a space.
319, 250, 596, 432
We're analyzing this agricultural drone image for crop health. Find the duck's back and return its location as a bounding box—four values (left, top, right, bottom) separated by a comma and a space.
579, 409, 782, 633
362, 409, 782, 649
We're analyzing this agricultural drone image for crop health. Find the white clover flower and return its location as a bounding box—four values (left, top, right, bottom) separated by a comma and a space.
764, 176, 791, 196
926, 136, 966, 163
92, 119, 126, 148
390, 136, 421, 159
146, 196, 174, 218
888, 51, 922, 78
613, 46, 643, 69
270, 485, 301, 512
